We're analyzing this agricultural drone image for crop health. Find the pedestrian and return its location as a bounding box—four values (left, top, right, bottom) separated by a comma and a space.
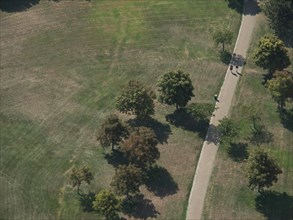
236, 65, 239, 73
214, 94, 219, 102
230, 65, 233, 72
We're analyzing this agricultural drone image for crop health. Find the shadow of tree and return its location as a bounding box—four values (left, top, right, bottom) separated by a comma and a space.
0, 0, 40, 12
279, 108, 293, 132
227, 142, 248, 162
121, 194, 160, 219
103, 150, 128, 168
165, 109, 209, 139
79, 192, 95, 212
205, 124, 221, 145
220, 51, 232, 65
127, 117, 171, 144
145, 165, 178, 198
255, 191, 293, 220
226, 0, 244, 14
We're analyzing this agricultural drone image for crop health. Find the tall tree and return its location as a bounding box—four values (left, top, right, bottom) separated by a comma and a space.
111, 164, 144, 199
262, 0, 293, 40
93, 189, 121, 220
218, 117, 239, 144
116, 80, 155, 119
157, 70, 194, 109
97, 114, 128, 151
121, 127, 159, 168
253, 34, 291, 74
267, 70, 293, 110
70, 167, 94, 196
246, 150, 282, 192
212, 27, 233, 51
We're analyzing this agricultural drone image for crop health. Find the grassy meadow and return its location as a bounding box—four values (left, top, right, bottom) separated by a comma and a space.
203, 13, 293, 220
0, 0, 242, 219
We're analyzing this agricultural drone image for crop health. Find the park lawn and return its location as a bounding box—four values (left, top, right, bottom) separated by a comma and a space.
202, 13, 293, 220
0, 0, 241, 219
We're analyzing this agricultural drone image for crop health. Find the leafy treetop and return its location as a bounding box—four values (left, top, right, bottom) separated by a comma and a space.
116, 80, 156, 119
253, 34, 290, 73
157, 70, 194, 109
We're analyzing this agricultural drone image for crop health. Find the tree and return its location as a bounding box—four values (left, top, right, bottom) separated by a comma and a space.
70, 167, 94, 196
111, 164, 144, 199
262, 0, 293, 40
212, 27, 233, 51
249, 115, 273, 146
218, 117, 239, 144
267, 70, 293, 110
93, 189, 121, 220
97, 114, 128, 151
121, 127, 159, 167
157, 70, 194, 109
116, 80, 155, 119
253, 35, 291, 74
246, 150, 282, 192
186, 102, 214, 122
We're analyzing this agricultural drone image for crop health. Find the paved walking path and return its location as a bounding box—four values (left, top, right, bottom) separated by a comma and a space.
186, 1, 259, 219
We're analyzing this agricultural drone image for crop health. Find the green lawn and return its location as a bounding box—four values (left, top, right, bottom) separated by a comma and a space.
203, 14, 293, 220
0, 0, 241, 219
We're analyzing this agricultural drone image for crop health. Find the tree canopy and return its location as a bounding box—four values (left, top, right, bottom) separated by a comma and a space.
157, 70, 194, 109
262, 0, 293, 40
116, 80, 155, 119
93, 189, 121, 220
70, 167, 94, 196
246, 150, 282, 192
267, 70, 293, 109
97, 114, 128, 151
111, 164, 144, 198
218, 117, 239, 144
121, 127, 159, 167
253, 34, 291, 73
212, 27, 233, 51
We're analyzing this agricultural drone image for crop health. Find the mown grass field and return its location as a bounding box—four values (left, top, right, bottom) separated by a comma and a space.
0, 0, 241, 219
203, 13, 293, 220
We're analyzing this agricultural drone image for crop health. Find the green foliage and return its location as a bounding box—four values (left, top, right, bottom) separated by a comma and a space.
253, 34, 291, 72
262, 0, 293, 40
246, 150, 282, 192
111, 164, 144, 198
157, 70, 194, 109
93, 189, 121, 220
121, 127, 159, 167
267, 70, 293, 109
116, 80, 156, 119
212, 27, 233, 51
249, 115, 273, 146
97, 114, 129, 151
218, 117, 239, 144
186, 103, 214, 121
70, 167, 94, 196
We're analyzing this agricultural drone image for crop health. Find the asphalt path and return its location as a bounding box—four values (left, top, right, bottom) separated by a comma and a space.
186, 1, 260, 219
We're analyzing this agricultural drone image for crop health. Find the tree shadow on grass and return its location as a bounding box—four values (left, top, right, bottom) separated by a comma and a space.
127, 117, 171, 144
220, 51, 232, 65
121, 194, 160, 219
279, 108, 293, 132
145, 165, 178, 198
103, 150, 128, 168
227, 142, 248, 162
0, 0, 40, 12
255, 191, 293, 220
79, 192, 95, 212
226, 0, 244, 14
165, 109, 209, 139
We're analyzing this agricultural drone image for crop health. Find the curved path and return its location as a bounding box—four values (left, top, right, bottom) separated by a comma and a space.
186, 1, 260, 219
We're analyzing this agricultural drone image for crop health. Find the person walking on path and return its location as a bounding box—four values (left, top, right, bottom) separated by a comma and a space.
214, 94, 219, 102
